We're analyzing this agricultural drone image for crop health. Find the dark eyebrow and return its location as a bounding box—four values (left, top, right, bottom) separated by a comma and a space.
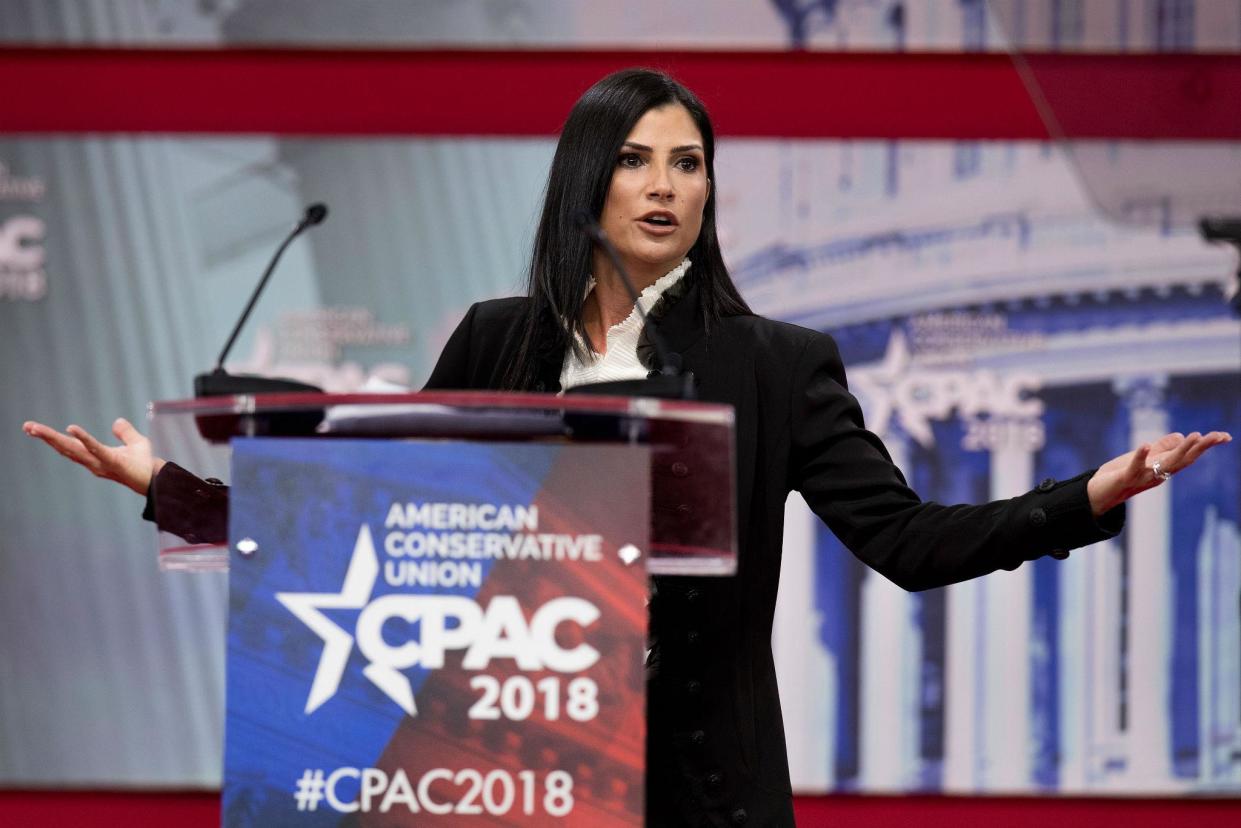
622, 141, 704, 154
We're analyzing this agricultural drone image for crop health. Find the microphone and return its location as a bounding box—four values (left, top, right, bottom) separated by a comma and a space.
567, 210, 695, 400
1199, 216, 1241, 241
194, 203, 329, 398
1198, 215, 1241, 315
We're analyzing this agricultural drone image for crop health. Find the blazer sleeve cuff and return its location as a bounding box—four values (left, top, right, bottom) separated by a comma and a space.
1014, 469, 1124, 564
141, 462, 229, 545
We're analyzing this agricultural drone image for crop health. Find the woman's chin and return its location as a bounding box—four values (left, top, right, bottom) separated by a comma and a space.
622, 246, 690, 276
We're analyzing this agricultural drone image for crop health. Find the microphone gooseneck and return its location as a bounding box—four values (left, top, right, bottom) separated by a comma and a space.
213, 203, 329, 371
572, 210, 681, 378
194, 203, 330, 400
569, 210, 694, 399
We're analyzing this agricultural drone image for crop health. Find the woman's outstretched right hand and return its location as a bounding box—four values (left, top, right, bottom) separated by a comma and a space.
22, 417, 165, 497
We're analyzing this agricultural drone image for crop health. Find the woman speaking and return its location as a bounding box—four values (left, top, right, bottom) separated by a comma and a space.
23, 68, 1231, 826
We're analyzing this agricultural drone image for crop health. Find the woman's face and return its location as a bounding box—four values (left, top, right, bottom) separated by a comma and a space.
597, 103, 710, 283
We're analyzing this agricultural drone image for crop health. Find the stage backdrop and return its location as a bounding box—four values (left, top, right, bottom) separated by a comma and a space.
1, 0, 1239, 797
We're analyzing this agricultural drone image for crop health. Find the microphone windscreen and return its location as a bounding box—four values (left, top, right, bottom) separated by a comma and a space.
304, 203, 329, 225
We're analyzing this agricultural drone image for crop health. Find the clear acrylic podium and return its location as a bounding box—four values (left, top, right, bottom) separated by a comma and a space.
148, 391, 737, 826
148, 391, 737, 577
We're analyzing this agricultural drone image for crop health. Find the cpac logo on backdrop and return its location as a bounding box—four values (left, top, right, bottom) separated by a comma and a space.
277, 526, 600, 716
0, 215, 47, 301
0, 162, 46, 201
850, 330, 1045, 451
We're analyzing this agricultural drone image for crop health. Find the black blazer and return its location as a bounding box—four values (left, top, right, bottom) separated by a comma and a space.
422, 286, 1124, 827
149, 285, 1123, 826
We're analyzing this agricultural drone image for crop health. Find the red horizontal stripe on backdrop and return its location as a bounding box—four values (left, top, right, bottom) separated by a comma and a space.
0, 47, 1237, 139
2, 790, 1241, 827
1017, 52, 1241, 140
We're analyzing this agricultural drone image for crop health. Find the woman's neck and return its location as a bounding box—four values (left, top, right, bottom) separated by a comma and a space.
582, 254, 674, 353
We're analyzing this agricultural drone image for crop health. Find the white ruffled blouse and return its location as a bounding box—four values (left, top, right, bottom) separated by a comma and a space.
559, 258, 691, 390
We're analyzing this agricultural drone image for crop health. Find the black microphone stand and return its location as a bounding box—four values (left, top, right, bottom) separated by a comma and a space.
194, 204, 329, 398
568, 211, 695, 400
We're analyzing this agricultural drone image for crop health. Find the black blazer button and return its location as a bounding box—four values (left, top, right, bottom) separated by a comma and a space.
1029, 507, 1047, 527
685, 680, 702, 697
676, 503, 692, 519
731, 807, 748, 824
1049, 549, 1071, 560
534, 381, 546, 392
1037, 477, 1056, 492
671, 461, 690, 477
706, 771, 724, 787
686, 630, 701, 645
690, 729, 706, 745
684, 587, 702, 603
205, 477, 225, 487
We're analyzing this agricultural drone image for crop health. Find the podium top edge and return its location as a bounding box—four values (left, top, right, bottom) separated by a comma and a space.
148, 390, 735, 426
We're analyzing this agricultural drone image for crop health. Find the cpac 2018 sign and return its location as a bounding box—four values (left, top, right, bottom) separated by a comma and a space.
225, 439, 651, 827
277, 525, 602, 716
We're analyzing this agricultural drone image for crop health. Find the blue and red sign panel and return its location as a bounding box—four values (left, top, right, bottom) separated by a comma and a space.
223, 438, 651, 826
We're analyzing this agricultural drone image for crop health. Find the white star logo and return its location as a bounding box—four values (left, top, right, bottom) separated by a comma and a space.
275, 525, 413, 715
850, 329, 914, 442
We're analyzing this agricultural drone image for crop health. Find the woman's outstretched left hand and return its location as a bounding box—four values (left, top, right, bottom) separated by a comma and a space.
1087, 430, 1232, 516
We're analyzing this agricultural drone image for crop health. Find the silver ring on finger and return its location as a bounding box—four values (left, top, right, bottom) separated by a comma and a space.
1152, 460, 1172, 481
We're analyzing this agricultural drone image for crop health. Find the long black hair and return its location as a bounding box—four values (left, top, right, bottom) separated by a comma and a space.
501, 67, 752, 390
